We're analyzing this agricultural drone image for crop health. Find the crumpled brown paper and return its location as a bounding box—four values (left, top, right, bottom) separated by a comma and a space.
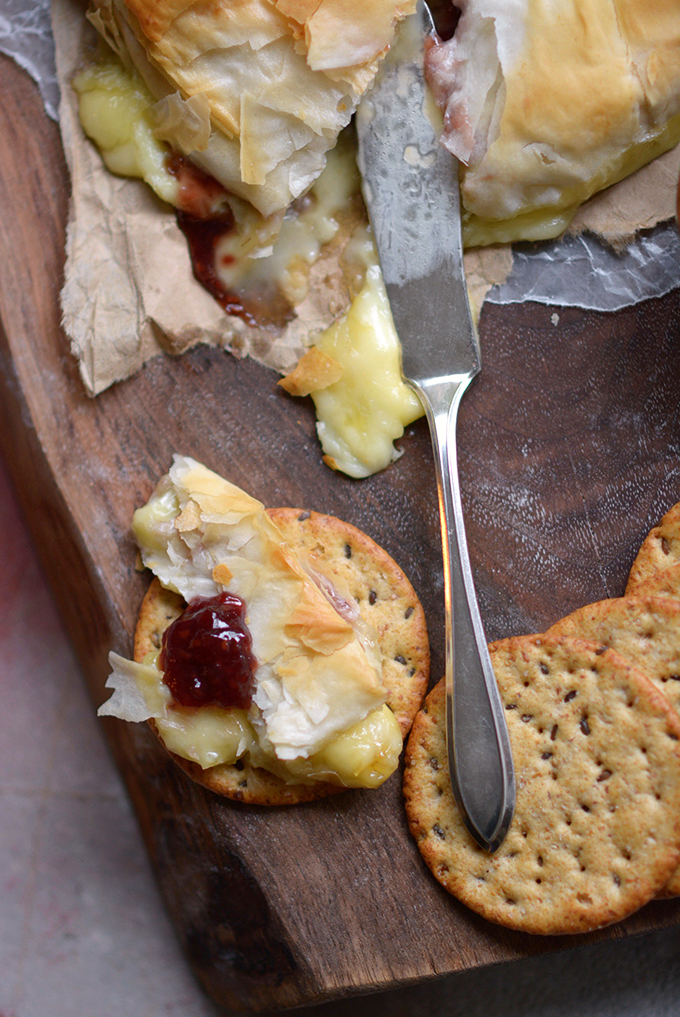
54, 0, 679, 397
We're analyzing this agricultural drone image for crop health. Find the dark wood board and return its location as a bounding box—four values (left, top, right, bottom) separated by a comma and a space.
2, 52, 680, 1012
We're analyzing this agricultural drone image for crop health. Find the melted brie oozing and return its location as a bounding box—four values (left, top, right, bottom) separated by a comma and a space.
73, 59, 180, 205
310, 232, 423, 478
75, 52, 425, 477
99, 456, 404, 787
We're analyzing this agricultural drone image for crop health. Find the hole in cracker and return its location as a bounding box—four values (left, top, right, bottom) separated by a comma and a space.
344, 543, 352, 558
368, 590, 377, 605
151, 631, 161, 649
539, 663, 549, 675
521, 714, 533, 723
613, 874, 621, 886
297, 510, 311, 521
565, 690, 577, 702
395, 654, 407, 665
662, 537, 671, 555
405, 606, 414, 619
433, 823, 446, 840
239, 780, 248, 788
505, 898, 516, 906
537, 855, 544, 866
597, 769, 612, 782
581, 804, 590, 812
551, 725, 558, 740
523, 681, 530, 688
506, 704, 518, 710
576, 893, 592, 904
580, 716, 590, 735
668, 731, 679, 741
622, 848, 632, 860
542, 751, 553, 760
429, 757, 440, 771
409, 667, 416, 676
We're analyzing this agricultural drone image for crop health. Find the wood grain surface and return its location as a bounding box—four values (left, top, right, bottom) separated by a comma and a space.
2, 53, 680, 1012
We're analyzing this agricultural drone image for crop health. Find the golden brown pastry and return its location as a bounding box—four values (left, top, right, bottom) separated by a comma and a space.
89, 0, 415, 217
426, 0, 680, 246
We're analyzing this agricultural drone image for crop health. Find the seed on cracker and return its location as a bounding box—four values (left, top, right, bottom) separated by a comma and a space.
403, 634, 680, 936
627, 502, 680, 592
546, 595, 680, 717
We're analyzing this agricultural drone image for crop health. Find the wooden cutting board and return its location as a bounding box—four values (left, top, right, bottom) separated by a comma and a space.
2, 52, 680, 1012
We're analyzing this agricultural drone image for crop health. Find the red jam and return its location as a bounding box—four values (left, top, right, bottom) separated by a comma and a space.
167, 152, 294, 327
159, 593, 257, 710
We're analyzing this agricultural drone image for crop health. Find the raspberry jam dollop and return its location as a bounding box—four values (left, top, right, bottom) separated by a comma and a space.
159, 593, 257, 709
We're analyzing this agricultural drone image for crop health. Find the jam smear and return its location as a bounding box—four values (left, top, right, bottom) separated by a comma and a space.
167, 152, 294, 328
159, 592, 257, 710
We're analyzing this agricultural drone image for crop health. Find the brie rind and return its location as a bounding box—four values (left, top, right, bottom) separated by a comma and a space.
113, 455, 386, 760
89, 0, 415, 216
427, 0, 680, 245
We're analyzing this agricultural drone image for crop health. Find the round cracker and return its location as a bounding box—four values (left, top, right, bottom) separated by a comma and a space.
135, 509, 429, 805
546, 595, 680, 716
403, 634, 680, 935
627, 502, 680, 592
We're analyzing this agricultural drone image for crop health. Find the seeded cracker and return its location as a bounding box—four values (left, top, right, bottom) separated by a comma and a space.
628, 563, 680, 601
547, 596, 680, 717
627, 502, 680, 592
403, 634, 680, 935
135, 510, 429, 805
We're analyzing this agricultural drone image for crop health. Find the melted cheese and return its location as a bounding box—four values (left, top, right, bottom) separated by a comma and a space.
309, 238, 423, 478
73, 58, 179, 205
99, 456, 404, 787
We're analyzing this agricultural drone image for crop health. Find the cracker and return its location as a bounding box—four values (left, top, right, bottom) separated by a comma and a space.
546, 595, 680, 717
135, 509, 429, 805
627, 563, 680, 601
403, 634, 680, 935
627, 502, 680, 592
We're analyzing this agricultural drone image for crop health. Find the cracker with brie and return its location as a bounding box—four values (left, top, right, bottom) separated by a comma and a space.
99, 456, 429, 803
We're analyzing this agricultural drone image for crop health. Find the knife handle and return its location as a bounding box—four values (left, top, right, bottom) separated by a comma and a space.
416, 377, 515, 852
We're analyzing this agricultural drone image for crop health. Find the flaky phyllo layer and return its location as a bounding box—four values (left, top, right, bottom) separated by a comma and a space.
89, 0, 415, 216
426, 0, 680, 246
99, 456, 403, 786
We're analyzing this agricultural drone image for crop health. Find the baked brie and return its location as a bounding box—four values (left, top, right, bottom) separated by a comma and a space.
426, 0, 680, 246
99, 456, 406, 788
87, 0, 415, 218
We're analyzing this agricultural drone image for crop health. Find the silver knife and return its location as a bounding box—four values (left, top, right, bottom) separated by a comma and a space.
356, 0, 515, 852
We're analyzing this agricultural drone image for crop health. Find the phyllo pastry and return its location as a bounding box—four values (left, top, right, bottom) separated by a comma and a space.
426, 0, 680, 246
86, 0, 415, 218
99, 456, 429, 803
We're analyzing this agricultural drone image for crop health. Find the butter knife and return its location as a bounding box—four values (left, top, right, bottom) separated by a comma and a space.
356, 0, 515, 851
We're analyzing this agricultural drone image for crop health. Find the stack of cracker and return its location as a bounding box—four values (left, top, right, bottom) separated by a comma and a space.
404, 501, 680, 935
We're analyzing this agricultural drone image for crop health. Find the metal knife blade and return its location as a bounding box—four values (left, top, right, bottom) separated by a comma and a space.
356, 0, 515, 852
